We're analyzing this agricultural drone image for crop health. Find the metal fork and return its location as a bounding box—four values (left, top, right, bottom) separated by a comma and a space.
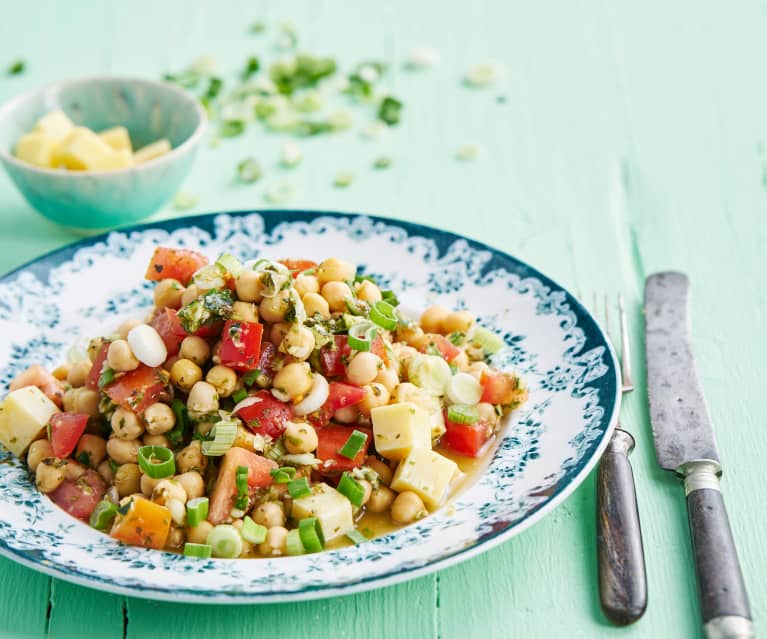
593, 294, 647, 625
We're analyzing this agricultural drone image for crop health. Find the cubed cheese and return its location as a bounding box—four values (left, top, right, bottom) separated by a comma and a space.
98, 126, 132, 152
33, 109, 75, 142
57, 127, 115, 170
94, 148, 134, 171
291, 482, 354, 542
392, 383, 446, 440
391, 448, 460, 509
133, 139, 171, 164
14, 132, 58, 167
371, 402, 432, 460
0, 386, 60, 457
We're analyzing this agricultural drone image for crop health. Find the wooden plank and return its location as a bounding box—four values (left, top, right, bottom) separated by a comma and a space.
46, 580, 124, 639
0, 557, 50, 638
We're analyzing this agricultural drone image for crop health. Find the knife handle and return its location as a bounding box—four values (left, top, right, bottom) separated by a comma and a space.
680, 460, 753, 639
596, 428, 647, 625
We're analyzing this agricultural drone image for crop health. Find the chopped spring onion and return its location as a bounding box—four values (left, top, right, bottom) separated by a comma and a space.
279, 453, 321, 468
7, 59, 25, 76
89, 500, 118, 531
270, 466, 297, 483
447, 403, 480, 425
408, 355, 452, 395
173, 192, 198, 211
337, 472, 365, 507
446, 372, 483, 405
192, 263, 227, 291
287, 476, 312, 499
378, 96, 402, 126
206, 525, 243, 558
346, 528, 369, 545
186, 497, 209, 528
298, 516, 325, 553
381, 289, 399, 307
280, 140, 303, 168
456, 144, 481, 161
201, 419, 238, 456
237, 157, 262, 183
215, 253, 244, 277
240, 516, 268, 544
221, 119, 246, 137
231, 388, 248, 404
98, 366, 115, 389
348, 321, 377, 351
137, 446, 175, 479
338, 430, 367, 460
333, 171, 355, 188
406, 47, 440, 70
471, 326, 504, 355
369, 300, 398, 330
373, 155, 392, 170
235, 465, 249, 510
184, 542, 213, 559
264, 181, 297, 204
241, 369, 261, 387
286, 529, 304, 556
463, 62, 505, 87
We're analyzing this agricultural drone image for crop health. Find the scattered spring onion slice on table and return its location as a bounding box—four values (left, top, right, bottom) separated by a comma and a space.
264, 181, 297, 204
287, 476, 312, 499
373, 155, 392, 169
186, 497, 209, 528
184, 542, 213, 559
207, 525, 243, 558
298, 517, 324, 553
240, 516, 268, 544
333, 171, 355, 188
447, 403, 480, 425
237, 158, 263, 183
7, 59, 25, 75
456, 144, 481, 161
173, 192, 198, 211
348, 321, 377, 351
338, 430, 367, 460
337, 472, 365, 506
280, 140, 303, 167
405, 47, 440, 70
137, 445, 175, 478
463, 62, 505, 87
201, 419, 237, 456
89, 500, 118, 531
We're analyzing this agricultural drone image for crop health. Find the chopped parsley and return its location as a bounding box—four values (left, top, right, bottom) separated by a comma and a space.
177, 288, 234, 334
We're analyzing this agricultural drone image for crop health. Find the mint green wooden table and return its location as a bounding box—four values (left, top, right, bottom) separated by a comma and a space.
1, 2, 765, 637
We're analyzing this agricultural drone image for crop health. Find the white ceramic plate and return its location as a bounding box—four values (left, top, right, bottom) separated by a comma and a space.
0, 211, 619, 602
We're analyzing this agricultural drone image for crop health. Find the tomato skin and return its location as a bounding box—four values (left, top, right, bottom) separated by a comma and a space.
308, 382, 366, 428
235, 390, 293, 439
9, 364, 65, 408
144, 247, 208, 285
104, 365, 170, 414
319, 336, 352, 377
50, 412, 89, 458
219, 320, 264, 372
167, 308, 221, 339
85, 343, 110, 391
442, 414, 493, 457
208, 447, 277, 524
278, 259, 318, 277
316, 426, 371, 473
48, 470, 107, 521
421, 334, 461, 363
480, 371, 520, 405
149, 308, 184, 357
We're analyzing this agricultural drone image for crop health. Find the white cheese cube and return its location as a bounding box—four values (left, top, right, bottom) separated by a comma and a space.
133, 139, 171, 164
33, 109, 74, 142
371, 402, 432, 460
0, 386, 60, 457
57, 127, 115, 170
14, 132, 58, 167
291, 483, 354, 541
391, 448, 460, 509
99, 126, 132, 152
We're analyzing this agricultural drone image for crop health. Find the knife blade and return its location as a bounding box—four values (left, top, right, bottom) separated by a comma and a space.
645, 272, 753, 639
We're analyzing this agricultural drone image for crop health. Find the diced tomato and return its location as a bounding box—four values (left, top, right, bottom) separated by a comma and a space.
278, 259, 318, 277
480, 370, 521, 405
316, 426, 371, 474
144, 247, 208, 285
421, 334, 461, 363
219, 320, 264, 372
48, 470, 107, 521
110, 496, 171, 549
149, 308, 184, 357
319, 336, 352, 377
370, 334, 388, 364
235, 390, 293, 439
308, 382, 366, 428
168, 308, 221, 339
49, 412, 89, 458
208, 447, 277, 524
104, 365, 170, 414
442, 413, 494, 457
85, 343, 110, 391
10, 364, 65, 408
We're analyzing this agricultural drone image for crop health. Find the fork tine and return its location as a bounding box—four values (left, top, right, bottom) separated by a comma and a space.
618, 295, 635, 392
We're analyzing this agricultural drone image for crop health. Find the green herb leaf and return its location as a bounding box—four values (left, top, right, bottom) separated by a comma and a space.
241, 57, 261, 81
377, 96, 402, 126
177, 288, 235, 334
333, 171, 354, 188
270, 54, 336, 95
204, 76, 223, 100
98, 367, 116, 389
7, 60, 25, 76
220, 119, 246, 137
381, 289, 400, 307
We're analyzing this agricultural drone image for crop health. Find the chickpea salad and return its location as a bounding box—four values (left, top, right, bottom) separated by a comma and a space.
0, 248, 528, 559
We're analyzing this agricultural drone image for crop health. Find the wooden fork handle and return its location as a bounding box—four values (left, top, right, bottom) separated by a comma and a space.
596, 428, 648, 625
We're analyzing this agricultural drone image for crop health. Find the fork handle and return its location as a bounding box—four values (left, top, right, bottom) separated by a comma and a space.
596, 428, 648, 625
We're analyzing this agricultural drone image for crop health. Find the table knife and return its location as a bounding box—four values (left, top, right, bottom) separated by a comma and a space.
645, 272, 753, 639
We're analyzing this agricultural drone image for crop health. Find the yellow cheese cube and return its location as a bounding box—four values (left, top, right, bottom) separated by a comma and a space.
133, 139, 171, 165
14, 132, 59, 167
92, 148, 134, 171
291, 483, 354, 541
57, 127, 115, 170
391, 448, 460, 509
371, 402, 432, 461
98, 126, 132, 152
0, 386, 60, 457
33, 109, 74, 142
392, 383, 446, 440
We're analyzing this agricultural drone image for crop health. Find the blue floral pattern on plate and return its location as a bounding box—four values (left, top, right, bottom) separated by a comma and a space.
0, 211, 619, 603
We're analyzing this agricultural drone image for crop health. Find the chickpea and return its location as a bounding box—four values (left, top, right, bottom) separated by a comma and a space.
176, 440, 204, 473
252, 502, 285, 528
62, 460, 86, 481
234, 425, 261, 451
284, 421, 318, 454
153, 278, 183, 309
235, 270, 264, 302
302, 292, 330, 319
443, 310, 475, 334
35, 459, 65, 493
27, 440, 54, 472
62, 388, 77, 412
170, 358, 203, 392
105, 339, 139, 373
346, 352, 382, 386
52, 363, 71, 381
258, 525, 288, 556
391, 491, 427, 524
359, 383, 390, 416
180, 284, 200, 306
106, 437, 140, 465
466, 361, 490, 382
111, 407, 144, 440
452, 350, 470, 371
280, 324, 315, 361
391, 343, 419, 370
272, 362, 313, 402
355, 280, 382, 303
66, 359, 92, 387
419, 305, 449, 334
320, 281, 352, 313
187, 381, 219, 415
187, 520, 214, 545
206, 365, 238, 398
269, 322, 290, 347
374, 368, 399, 393
75, 434, 107, 467
97, 460, 114, 484
179, 336, 210, 366
144, 402, 176, 435
367, 485, 395, 513
176, 471, 205, 500
141, 473, 161, 496
366, 456, 393, 485
232, 300, 259, 322
334, 405, 359, 424
477, 402, 499, 425
143, 434, 170, 448
114, 463, 141, 497
165, 527, 185, 549
117, 318, 142, 339
293, 274, 319, 297
73, 388, 100, 416
152, 479, 187, 505
357, 479, 373, 506
317, 257, 356, 284
398, 324, 428, 349
259, 289, 291, 323
87, 337, 106, 362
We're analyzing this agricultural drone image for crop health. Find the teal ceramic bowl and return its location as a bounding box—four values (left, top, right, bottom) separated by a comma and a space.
0, 76, 206, 231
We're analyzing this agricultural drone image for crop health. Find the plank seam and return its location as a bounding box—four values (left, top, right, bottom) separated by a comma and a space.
122, 597, 129, 639
44, 577, 53, 637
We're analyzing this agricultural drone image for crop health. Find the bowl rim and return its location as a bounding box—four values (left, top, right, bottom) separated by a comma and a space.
0, 75, 207, 177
